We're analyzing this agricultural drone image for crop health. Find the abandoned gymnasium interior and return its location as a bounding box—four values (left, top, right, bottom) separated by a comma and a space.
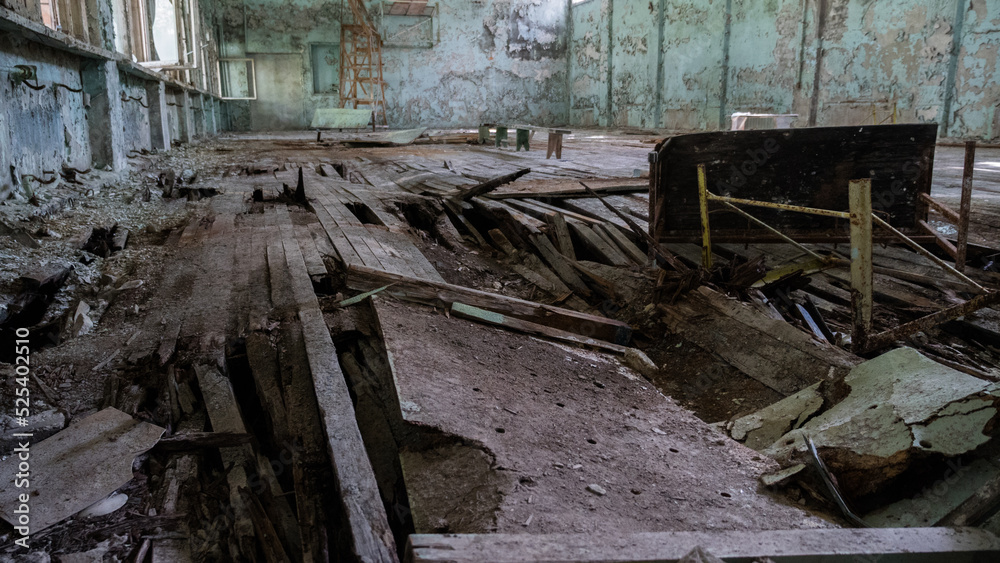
2, 0, 1000, 561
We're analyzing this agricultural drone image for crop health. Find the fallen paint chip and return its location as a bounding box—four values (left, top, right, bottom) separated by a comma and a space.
0, 407, 164, 532
586, 484, 607, 496
78, 491, 129, 518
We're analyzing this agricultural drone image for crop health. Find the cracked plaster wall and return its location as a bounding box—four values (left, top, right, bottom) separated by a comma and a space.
570, 0, 999, 139
0, 36, 92, 193
1, 0, 222, 199
220, 0, 569, 129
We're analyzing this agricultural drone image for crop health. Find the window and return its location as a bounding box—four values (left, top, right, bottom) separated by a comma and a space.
219, 59, 256, 100
310, 44, 340, 95
38, 0, 58, 29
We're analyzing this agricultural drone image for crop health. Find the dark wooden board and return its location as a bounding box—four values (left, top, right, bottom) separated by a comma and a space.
650, 124, 938, 242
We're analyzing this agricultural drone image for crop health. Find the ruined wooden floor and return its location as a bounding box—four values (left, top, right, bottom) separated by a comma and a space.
11, 131, 1000, 562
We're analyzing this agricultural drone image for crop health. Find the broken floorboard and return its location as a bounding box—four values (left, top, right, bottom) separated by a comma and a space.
270, 205, 399, 563
405, 528, 1000, 563
371, 298, 830, 535
659, 286, 861, 395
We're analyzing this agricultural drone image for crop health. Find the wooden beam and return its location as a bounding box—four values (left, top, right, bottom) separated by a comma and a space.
345, 264, 632, 345
276, 207, 399, 563
566, 222, 631, 267
406, 528, 1000, 563
451, 168, 530, 201
937, 471, 1000, 527
546, 212, 576, 260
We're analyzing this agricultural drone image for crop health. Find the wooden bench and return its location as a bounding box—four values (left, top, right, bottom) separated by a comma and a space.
478, 123, 572, 159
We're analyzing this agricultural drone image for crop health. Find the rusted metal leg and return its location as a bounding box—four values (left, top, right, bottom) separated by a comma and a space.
697, 164, 712, 269
871, 214, 984, 292
546, 135, 555, 159
861, 290, 1000, 353
849, 178, 873, 353
554, 134, 563, 159
956, 140, 976, 272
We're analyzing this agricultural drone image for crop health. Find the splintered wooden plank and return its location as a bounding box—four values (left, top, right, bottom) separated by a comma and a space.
329, 185, 444, 282
451, 302, 628, 354
567, 222, 631, 267
275, 206, 399, 563
247, 210, 275, 332
312, 196, 363, 266
546, 212, 576, 260
193, 364, 257, 557
597, 224, 647, 265
659, 286, 859, 395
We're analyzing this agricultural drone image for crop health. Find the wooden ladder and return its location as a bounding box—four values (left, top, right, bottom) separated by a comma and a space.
340, 0, 389, 128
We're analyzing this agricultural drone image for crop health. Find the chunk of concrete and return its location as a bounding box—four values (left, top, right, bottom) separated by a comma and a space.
730, 382, 824, 451
766, 347, 999, 496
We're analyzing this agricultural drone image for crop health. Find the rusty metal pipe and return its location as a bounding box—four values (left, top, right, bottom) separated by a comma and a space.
870, 214, 984, 292
861, 290, 1000, 353
717, 200, 826, 262
707, 193, 851, 220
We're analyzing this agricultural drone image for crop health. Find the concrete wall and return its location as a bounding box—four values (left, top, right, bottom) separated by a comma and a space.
220, 0, 570, 129
382, 0, 569, 127
569, 0, 1000, 139
0, 36, 92, 186
0, 0, 225, 200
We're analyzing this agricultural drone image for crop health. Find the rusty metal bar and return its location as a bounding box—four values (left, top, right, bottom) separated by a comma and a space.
956, 141, 976, 272
870, 214, 985, 292
849, 179, 874, 352
861, 290, 1000, 353
918, 193, 961, 224
697, 164, 712, 269
918, 220, 959, 259
707, 193, 851, 220
716, 200, 826, 262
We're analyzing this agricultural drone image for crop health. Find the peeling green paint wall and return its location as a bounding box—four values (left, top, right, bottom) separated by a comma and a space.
221, 0, 570, 129
382, 0, 569, 128
217, 0, 997, 138
570, 0, 999, 140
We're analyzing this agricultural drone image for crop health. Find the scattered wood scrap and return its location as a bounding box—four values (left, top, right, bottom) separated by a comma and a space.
451, 168, 531, 202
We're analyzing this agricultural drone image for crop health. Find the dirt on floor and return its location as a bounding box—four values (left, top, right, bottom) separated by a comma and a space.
373, 298, 837, 535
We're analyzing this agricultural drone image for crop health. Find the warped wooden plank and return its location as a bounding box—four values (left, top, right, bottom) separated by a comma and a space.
659, 286, 860, 395
566, 221, 631, 267
597, 223, 647, 265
